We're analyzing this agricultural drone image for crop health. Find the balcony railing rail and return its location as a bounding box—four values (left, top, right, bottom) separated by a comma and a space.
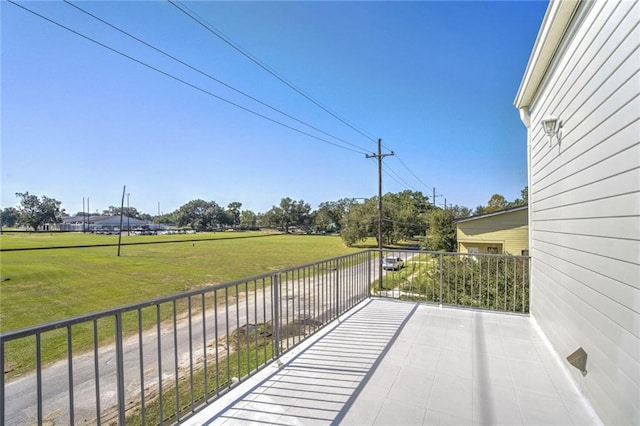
1, 250, 528, 425
376, 250, 530, 313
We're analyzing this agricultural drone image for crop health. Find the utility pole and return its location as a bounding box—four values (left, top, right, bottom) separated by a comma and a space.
432, 188, 443, 209
118, 186, 125, 257
366, 138, 394, 290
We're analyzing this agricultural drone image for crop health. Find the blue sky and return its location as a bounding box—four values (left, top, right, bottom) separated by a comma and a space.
1, 1, 548, 216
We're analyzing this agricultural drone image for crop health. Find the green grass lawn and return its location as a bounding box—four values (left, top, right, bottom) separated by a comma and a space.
0, 229, 278, 250
0, 232, 360, 333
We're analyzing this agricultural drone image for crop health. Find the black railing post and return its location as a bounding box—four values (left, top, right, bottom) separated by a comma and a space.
36, 334, 43, 425
272, 274, 280, 358
335, 260, 340, 317
67, 326, 75, 425
114, 314, 126, 425
378, 250, 383, 292
367, 250, 372, 298
439, 253, 444, 307
0, 339, 4, 426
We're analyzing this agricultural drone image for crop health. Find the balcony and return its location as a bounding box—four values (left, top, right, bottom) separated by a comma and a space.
185, 299, 600, 425
1, 251, 601, 425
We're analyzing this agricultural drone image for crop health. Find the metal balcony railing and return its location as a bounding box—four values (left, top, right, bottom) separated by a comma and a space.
1, 250, 529, 425
375, 251, 530, 313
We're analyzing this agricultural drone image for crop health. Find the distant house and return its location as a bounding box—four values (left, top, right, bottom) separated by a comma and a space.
514, 0, 639, 424
456, 206, 528, 255
60, 215, 164, 232
60, 215, 101, 232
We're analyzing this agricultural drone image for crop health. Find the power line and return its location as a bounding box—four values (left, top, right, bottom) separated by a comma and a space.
168, 0, 451, 204
8, 0, 370, 156
168, 0, 450, 203
393, 152, 450, 206
381, 168, 407, 190
62, 0, 372, 156
379, 137, 449, 203
169, 0, 378, 145
382, 218, 427, 227
394, 153, 436, 192
383, 164, 420, 192
14, 0, 453, 206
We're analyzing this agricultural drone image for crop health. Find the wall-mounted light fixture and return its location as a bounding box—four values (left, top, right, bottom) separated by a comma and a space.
541, 114, 562, 147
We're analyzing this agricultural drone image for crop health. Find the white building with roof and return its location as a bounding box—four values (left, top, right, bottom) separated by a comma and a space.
514, 0, 639, 423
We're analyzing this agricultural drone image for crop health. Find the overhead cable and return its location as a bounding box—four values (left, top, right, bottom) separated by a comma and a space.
169, 0, 449, 202
169, 0, 378, 145
382, 164, 419, 193
394, 153, 436, 193
378, 136, 446, 201
8, 0, 369, 155
63, 0, 372, 156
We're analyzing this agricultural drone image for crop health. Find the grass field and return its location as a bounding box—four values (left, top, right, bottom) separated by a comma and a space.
0, 231, 365, 333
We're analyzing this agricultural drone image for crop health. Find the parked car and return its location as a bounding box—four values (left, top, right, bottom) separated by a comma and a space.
382, 256, 404, 271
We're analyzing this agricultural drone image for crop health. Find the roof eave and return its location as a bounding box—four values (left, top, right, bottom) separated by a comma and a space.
455, 205, 528, 224
514, 0, 582, 110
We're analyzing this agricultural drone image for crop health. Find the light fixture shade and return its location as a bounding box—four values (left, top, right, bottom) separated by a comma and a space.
541, 114, 559, 136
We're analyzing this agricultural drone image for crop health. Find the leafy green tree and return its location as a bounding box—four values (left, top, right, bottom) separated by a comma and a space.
422, 208, 456, 251
239, 210, 257, 229
175, 199, 208, 230
227, 202, 242, 229
340, 200, 377, 246
154, 212, 177, 225
340, 191, 432, 247
313, 198, 360, 233
1, 207, 19, 228
449, 205, 472, 220
485, 194, 507, 213
314, 205, 334, 233
291, 199, 312, 232
507, 186, 528, 208
278, 197, 294, 233
173, 199, 225, 231
15, 192, 65, 230
383, 190, 430, 243
260, 206, 282, 230
263, 198, 311, 233
102, 205, 144, 219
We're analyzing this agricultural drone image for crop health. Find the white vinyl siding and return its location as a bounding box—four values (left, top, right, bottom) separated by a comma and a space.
527, 1, 639, 424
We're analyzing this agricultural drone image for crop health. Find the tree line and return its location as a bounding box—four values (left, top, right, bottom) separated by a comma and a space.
1, 187, 527, 251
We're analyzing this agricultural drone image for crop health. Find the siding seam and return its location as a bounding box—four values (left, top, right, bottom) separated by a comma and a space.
533, 257, 640, 340
533, 83, 640, 182
533, 229, 639, 243
534, 237, 640, 271
533, 189, 640, 214
534, 215, 640, 222
533, 162, 640, 205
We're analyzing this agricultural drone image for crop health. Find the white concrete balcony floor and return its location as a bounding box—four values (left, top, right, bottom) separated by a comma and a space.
185, 298, 601, 425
